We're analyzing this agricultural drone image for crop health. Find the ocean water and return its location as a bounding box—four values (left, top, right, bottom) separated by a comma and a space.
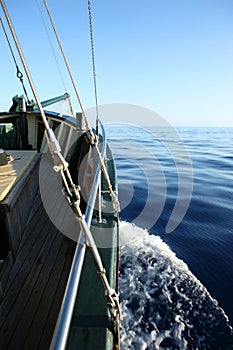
106, 126, 233, 350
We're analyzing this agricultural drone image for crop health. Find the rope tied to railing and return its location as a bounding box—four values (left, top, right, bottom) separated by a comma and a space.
47, 130, 122, 324
0, 2, 121, 347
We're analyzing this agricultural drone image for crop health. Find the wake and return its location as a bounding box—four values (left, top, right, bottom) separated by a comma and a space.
119, 222, 233, 350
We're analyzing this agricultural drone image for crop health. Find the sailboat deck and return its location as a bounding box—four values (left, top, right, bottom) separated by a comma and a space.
0, 192, 76, 350
0, 150, 38, 201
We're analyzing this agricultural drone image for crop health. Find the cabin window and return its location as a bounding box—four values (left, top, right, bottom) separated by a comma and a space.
0, 116, 29, 150
0, 122, 17, 149
0, 122, 14, 133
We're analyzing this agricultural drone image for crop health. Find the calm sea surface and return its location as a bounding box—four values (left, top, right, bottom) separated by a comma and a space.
106, 126, 233, 349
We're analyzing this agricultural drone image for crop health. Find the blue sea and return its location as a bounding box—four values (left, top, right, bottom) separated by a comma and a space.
106, 125, 233, 350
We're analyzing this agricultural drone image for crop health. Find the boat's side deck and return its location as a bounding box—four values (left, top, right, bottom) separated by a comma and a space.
0, 150, 38, 201
0, 191, 76, 350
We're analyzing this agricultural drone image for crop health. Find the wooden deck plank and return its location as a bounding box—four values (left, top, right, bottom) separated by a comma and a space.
0, 191, 76, 350
7, 234, 70, 350
3, 179, 66, 297
0, 151, 38, 201
5, 228, 63, 350
0, 211, 53, 326
3, 195, 45, 294
33, 239, 75, 350
0, 221, 55, 348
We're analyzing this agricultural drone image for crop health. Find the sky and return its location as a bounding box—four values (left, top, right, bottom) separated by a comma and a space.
0, 0, 233, 126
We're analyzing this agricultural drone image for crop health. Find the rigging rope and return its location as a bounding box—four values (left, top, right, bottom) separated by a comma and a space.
36, 0, 71, 108
42, 0, 120, 211
0, 16, 30, 104
88, 0, 99, 135
0, 0, 121, 342
42, 0, 88, 122
0, 2, 50, 130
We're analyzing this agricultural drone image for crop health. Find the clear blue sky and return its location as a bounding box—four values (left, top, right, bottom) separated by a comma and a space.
1, 0, 233, 126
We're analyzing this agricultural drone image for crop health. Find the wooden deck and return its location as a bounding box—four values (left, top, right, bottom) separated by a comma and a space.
0, 150, 38, 201
0, 191, 76, 350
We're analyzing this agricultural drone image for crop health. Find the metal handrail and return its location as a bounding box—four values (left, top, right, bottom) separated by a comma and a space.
50, 122, 106, 350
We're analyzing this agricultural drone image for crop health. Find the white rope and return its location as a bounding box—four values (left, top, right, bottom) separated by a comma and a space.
37, 0, 75, 116
42, 0, 120, 212
0, 0, 121, 325
76, 214, 122, 319
42, 0, 88, 123
1, 8, 121, 348
36, 0, 67, 93
0, 0, 49, 131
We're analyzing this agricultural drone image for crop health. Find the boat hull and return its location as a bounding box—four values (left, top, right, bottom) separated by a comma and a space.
0, 110, 119, 350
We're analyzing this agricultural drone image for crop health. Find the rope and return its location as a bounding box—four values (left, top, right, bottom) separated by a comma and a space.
0, 16, 30, 104
37, 0, 76, 116
0, 1, 50, 131
42, 0, 89, 124
36, 0, 68, 94
88, 0, 99, 135
1, 0, 121, 332
41, 0, 121, 318
42, 0, 120, 211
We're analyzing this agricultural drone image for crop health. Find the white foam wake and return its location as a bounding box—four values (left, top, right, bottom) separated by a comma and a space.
119, 222, 233, 350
